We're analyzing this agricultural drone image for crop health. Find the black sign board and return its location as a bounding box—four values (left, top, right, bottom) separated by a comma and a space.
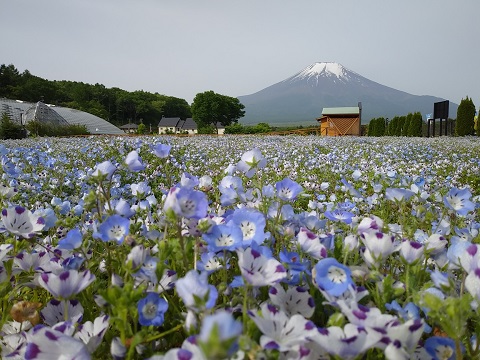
433, 101, 449, 120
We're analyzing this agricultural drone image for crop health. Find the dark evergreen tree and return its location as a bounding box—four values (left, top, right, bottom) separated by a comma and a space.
396, 116, 406, 136
368, 118, 377, 136
376, 117, 386, 136
403, 113, 412, 136
388, 116, 399, 136
408, 112, 423, 137
455, 97, 476, 136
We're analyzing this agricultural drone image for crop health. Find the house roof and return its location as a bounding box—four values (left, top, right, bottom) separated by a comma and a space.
158, 117, 181, 127
322, 107, 360, 116
119, 123, 138, 129
181, 118, 197, 130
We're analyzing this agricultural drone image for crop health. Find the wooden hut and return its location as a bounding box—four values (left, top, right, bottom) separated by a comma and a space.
316, 106, 361, 136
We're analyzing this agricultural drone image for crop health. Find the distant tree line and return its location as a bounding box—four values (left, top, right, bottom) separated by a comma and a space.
368, 112, 423, 136
224, 122, 273, 134
367, 97, 478, 137
0, 64, 191, 129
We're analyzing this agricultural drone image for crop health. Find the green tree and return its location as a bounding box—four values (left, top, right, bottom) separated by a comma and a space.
162, 96, 191, 119
395, 116, 406, 136
0, 64, 22, 98
225, 123, 246, 134
407, 112, 423, 137
455, 96, 476, 136
403, 113, 412, 136
136, 123, 147, 134
253, 122, 272, 133
368, 118, 377, 136
387, 116, 398, 136
376, 117, 386, 136
191, 91, 245, 134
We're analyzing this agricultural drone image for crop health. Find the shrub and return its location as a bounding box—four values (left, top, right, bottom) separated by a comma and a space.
0, 113, 27, 139
26, 120, 89, 137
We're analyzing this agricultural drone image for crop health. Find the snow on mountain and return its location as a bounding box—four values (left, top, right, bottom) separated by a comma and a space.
284, 62, 356, 84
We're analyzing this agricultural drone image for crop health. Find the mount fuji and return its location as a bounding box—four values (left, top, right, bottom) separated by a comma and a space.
237, 62, 457, 126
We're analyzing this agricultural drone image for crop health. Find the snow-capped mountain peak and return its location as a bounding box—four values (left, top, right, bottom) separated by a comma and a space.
285, 62, 356, 84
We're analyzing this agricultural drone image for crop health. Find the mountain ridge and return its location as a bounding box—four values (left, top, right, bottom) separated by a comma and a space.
237, 62, 457, 126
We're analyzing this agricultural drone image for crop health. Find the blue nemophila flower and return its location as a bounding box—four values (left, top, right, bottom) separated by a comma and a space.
227, 207, 266, 246
163, 186, 208, 219
130, 181, 151, 196
386, 300, 432, 333
337, 200, 355, 211
137, 292, 169, 327
202, 223, 243, 252
93, 214, 130, 244
237, 148, 266, 178
279, 249, 310, 284
237, 244, 287, 287
446, 240, 473, 270
179, 172, 199, 188
91, 160, 116, 180
33, 207, 57, 230
443, 187, 475, 216
57, 228, 83, 250
125, 150, 145, 172
385, 187, 416, 202
248, 303, 316, 352
424, 336, 458, 360
1, 206, 45, 238
341, 177, 362, 198
111, 198, 135, 218
312, 258, 354, 297
198, 310, 243, 357
38, 270, 96, 300
196, 252, 225, 273
62, 255, 85, 271
24, 325, 90, 360
219, 176, 244, 206
324, 209, 355, 224
152, 143, 171, 158
175, 270, 218, 311
275, 178, 303, 201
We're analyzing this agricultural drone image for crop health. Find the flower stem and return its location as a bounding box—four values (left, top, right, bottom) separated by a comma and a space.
144, 324, 183, 343
243, 284, 250, 329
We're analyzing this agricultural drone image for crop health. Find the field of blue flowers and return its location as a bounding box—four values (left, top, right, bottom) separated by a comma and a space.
0, 134, 479, 360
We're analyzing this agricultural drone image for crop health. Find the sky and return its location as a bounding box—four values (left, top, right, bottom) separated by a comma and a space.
1, 0, 479, 106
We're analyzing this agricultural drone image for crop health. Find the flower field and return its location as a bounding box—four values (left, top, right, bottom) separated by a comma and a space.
0, 134, 479, 360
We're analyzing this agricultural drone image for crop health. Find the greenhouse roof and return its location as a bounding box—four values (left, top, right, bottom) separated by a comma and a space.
0, 98, 124, 135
